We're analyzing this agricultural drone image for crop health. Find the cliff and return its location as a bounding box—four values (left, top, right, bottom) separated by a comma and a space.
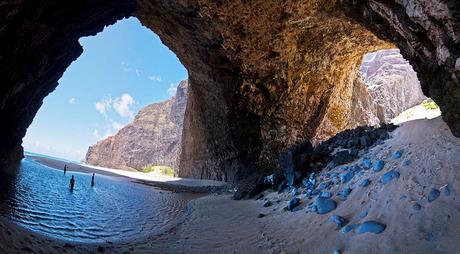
85, 80, 188, 171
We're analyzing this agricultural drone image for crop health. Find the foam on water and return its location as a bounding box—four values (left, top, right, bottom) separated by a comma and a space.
0, 158, 199, 243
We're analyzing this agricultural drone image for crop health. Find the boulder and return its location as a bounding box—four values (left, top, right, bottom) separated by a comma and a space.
316, 197, 337, 215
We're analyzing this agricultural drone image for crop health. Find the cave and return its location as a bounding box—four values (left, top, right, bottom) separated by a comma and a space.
1, 0, 460, 252
1, 1, 459, 183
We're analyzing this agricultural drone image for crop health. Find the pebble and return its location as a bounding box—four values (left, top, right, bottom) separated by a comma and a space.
340, 171, 354, 184
358, 221, 386, 234
412, 203, 422, 210
332, 250, 341, 254
402, 160, 411, 167
339, 187, 352, 198
320, 191, 331, 198
428, 189, 440, 202
360, 179, 370, 187
288, 197, 301, 211
373, 160, 385, 172
316, 197, 337, 214
425, 232, 434, 241
359, 210, 368, 218
391, 150, 403, 159
330, 215, 348, 228
263, 201, 272, 207
381, 170, 400, 184
341, 223, 359, 234
318, 182, 329, 190
442, 185, 451, 196
363, 159, 372, 169
258, 213, 265, 218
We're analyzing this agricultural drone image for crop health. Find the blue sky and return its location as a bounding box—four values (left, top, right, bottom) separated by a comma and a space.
23, 17, 188, 161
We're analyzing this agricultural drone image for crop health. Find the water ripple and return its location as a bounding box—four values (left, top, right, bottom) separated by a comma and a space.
0, 158, 198, 243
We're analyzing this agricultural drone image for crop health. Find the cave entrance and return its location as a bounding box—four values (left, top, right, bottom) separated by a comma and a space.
2, 17, 199, 243
359, 48, 442, 126
23, 17, 188, 173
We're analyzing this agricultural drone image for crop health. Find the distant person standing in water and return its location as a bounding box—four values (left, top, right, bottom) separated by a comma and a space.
64, 164, 67, 174
69, 175, 75, 192
91, 173, 95, 187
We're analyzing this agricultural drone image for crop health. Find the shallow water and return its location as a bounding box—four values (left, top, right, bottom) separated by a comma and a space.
0, 158, 199, 243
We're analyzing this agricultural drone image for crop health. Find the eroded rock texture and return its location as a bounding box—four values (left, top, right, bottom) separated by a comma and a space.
85, 80, 188, 170
0, 0, 459, 183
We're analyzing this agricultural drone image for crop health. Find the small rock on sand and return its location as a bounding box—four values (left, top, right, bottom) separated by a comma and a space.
330, 215, 348, 228
373, 160, 385, 172
428, 189, 440, 202
381, 170, 400, 184
360, 179, 370, 187
402, 159, 411, 166
316, 197, 337, 214
341, 223, 359, 234
340, 172, 354, 184
391, 150, 403, 159
358, 221, 386, 234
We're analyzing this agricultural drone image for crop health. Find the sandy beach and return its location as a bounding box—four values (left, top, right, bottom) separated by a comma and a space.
28, 156, 228, 193
1, 116, 460, 253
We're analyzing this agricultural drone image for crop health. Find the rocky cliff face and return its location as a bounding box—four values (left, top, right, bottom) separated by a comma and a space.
85, 80, 188, 170
360, 49, 426, 123
0, 0, 459, 183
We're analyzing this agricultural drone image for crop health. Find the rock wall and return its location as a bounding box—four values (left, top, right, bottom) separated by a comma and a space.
0, 0, 458, 183
85, 80, 188, 170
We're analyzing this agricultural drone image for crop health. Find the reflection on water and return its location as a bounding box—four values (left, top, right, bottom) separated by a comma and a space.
0, 158, 197, 243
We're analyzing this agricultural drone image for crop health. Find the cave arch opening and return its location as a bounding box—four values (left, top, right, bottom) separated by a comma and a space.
23, 17, 189, 172
357, 48, 442, 127
2, 17, 199, 243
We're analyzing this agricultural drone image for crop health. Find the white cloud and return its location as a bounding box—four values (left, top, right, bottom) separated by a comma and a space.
148, 75, 162, 82
112, 121, 124, 131
167, 83, 177, 97
93, 129, 100, 139
121, 61, 132, 73
113, 93, 135, 119
93, 128, 114, 140
95, 97, 112, 115
68, 98, 76, 104
135, 69, 140, 77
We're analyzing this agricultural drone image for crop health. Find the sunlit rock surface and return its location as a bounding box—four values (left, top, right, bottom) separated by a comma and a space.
360, 49, 426, 123
85, 80, 188, 170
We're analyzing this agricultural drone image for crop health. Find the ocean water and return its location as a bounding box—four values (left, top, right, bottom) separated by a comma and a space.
0, 158, 198, 243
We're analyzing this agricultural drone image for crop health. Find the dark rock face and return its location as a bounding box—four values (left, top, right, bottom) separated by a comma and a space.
85, 81, 188, 170
0, 1, 458, 184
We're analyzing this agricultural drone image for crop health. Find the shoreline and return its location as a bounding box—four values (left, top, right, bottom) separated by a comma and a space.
27, 155, 229, 193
